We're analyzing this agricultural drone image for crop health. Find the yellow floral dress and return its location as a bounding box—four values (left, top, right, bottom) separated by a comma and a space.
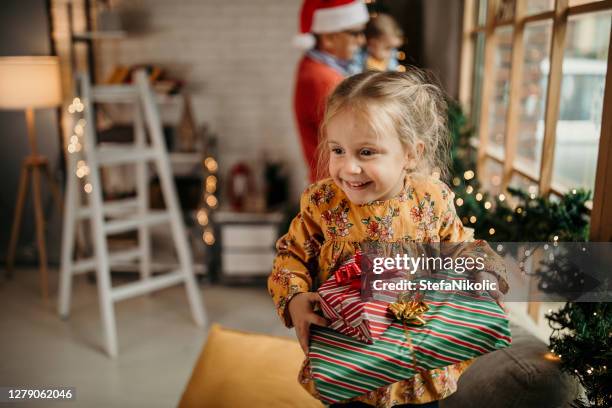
268, 174, 508, 407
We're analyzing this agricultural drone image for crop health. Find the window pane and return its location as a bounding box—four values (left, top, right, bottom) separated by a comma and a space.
494, 0, 515, 22
509, 172, 539, 196
481, 157, 504, 196
552, 11, 611, 191
516, 20, 553, 177
487, 27, 513, 155
524, 0, 554, 15
471, 32, 486, 130
477, 0, 489, 26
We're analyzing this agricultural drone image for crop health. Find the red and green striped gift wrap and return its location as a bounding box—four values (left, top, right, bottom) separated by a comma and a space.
318, 274, 396, 344
307, 291, 511, 404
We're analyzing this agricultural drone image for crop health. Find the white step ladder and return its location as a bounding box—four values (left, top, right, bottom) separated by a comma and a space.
58, 70, 207, 357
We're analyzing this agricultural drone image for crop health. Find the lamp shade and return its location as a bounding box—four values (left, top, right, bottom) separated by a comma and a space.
0, 56, 62, 109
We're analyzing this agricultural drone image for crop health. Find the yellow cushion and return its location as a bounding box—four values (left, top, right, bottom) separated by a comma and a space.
178, 324, 324, 408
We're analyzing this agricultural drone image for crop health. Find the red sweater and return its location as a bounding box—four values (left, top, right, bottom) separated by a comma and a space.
294, 55, 344, 182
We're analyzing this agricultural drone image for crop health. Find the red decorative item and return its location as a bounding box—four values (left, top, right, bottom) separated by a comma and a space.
227, 162, 253, 211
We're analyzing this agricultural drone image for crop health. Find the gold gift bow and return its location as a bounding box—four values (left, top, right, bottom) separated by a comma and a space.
388, 299, 439, 398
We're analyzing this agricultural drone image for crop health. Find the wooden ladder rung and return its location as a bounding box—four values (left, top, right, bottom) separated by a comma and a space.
96, 146, 157, 165
104, 211, 171, 235
111, 271, 184, 302
72, 247, 142, 274
77, 198, 139, 219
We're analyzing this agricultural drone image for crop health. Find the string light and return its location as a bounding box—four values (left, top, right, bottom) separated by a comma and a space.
84, 183, 93, 193
498, 193, 506, 201
484, 201, 492, 209
456, 198, 464, 206
475, 193, 483, 201
452, 177, 460, 186
469, 216, 477, 224
206, 194, 218, 208
204, 157, 218, 173
466, 185, 474, 194
464, 170, 475, 180
488, 228, 495, 235
516, 207, 523, 214
203, 229, 215, 245
197, 208, 209, 226
506, 215, 513, 222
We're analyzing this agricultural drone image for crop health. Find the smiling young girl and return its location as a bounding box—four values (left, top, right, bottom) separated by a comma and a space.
268, 70, 508, 407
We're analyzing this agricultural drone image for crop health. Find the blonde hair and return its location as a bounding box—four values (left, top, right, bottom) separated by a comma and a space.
316, 69, 450, 181
364, 13, 403, 41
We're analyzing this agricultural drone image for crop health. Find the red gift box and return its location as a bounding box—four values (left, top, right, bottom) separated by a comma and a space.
318, 252, 395, 344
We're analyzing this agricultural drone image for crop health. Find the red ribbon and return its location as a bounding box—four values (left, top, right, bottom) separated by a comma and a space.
334, 251, 363, 290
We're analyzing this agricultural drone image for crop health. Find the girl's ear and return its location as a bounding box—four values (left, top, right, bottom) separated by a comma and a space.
404, 142, 425, 171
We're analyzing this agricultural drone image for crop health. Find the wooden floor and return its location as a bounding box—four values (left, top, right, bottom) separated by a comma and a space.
0, 267, 292, 407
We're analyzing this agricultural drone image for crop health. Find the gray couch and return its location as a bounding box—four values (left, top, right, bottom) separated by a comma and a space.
441, 323, 580, 408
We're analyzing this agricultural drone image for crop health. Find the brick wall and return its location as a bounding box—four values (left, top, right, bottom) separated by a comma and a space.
95, 0, 308, 200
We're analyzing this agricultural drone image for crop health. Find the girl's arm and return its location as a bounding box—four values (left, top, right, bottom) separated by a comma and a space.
268, 187, 326, 327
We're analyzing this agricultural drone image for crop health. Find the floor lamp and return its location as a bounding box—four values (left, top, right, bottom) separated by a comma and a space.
0, 56, 63, 301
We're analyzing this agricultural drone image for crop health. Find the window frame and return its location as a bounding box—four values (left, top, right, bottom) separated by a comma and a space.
460, 0, 612, 241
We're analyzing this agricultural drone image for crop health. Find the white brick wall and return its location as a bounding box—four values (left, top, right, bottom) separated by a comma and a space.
96, 0, 308, 200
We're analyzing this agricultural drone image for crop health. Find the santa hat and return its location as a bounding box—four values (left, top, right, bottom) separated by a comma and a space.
293, 0, 369, 49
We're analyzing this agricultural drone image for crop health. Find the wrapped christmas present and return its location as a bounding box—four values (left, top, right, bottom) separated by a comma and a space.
304, 288, 511, 404
318, 251, 398, 344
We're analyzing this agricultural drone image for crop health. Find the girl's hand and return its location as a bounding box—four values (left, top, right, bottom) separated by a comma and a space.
475, 271, 506, 312
288, 292, 329, 354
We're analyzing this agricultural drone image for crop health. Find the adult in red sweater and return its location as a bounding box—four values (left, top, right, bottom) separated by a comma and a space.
293, 0, 369, 182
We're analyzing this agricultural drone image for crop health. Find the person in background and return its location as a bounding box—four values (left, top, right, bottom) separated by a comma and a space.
293, 0, 369, 183
349, 13, 404, 73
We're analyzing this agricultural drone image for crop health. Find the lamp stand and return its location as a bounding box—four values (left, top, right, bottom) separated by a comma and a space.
6, 107, 63, 301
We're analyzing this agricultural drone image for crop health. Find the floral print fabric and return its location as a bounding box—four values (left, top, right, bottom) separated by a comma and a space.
268, 174, 508, 407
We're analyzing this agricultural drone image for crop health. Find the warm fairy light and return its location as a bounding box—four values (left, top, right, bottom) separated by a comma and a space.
75, 160, 90, 178
466, 185, 474, 194
84, 183, 93, 193
197, 208, 209, 226
203, 229, 215, 245
204, 157, 218, 173
498, 193, 506, 201
475, 193, 483, 201
397, 65, 405, 72
464, 170, 475, 180
206, 195, 218, 208
489, 228, 495, 235
553, 235, 559, 241
205, 175, 217, 193
544, 352, 560, 362
452, 177, 460, 186
456, 198, 464, 206
516, 207, 523, 214
506, 215, 513, 222
469, 216, 477, 224
484, 201, 492, 209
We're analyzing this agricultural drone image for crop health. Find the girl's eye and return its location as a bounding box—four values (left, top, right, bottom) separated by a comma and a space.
331, 147, 343, 155
360, 148, 375, 156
